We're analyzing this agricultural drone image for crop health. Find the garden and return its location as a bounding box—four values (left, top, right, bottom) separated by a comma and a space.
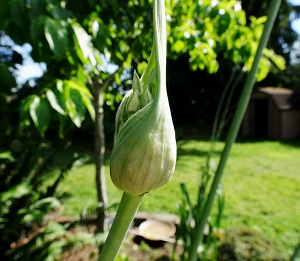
1, 0, 300, 260
58, 138, 300, 260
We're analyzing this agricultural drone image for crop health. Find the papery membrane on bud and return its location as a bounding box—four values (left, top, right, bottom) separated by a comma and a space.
110, 0, 176, 196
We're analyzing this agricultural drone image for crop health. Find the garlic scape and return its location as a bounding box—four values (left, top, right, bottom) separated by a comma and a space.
110, 0, 176, 196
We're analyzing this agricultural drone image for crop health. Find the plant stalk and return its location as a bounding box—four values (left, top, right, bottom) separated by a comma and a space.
98, 192, 143, 261
187, 0, 282, 260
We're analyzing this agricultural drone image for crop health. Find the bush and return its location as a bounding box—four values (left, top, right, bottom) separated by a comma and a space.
0, 139, 93, 261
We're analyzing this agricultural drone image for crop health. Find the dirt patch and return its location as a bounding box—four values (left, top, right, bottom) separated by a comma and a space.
60, 245, 98, 261
59, 230, 180, 261
58, 213, 181, 261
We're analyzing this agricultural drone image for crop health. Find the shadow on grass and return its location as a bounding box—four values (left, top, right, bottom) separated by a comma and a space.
176, 139, 222, 158
280, 138, 300, 148
235, 136, 300, 148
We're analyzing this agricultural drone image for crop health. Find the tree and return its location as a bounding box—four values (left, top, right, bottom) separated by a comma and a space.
0, 0, 285, 231
241, 0, 300, 89
0, 0, 154, 231
166, 0, 286, 129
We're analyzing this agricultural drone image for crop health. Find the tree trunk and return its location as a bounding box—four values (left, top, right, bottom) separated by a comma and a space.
94, 85, 108, 232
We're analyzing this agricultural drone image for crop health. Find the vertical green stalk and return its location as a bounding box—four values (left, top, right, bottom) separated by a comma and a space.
98, 192, 143, 261
290, 243, 300, 261
98, 0, 175, 259
187, 0, 282, 260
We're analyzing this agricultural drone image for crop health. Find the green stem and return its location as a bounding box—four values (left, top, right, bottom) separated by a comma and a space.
187, 1, 282, 260
98, 192, 143, 261
290, 243, 300, 261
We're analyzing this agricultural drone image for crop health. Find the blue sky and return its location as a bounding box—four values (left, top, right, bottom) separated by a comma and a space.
289, 0, 300, 4
289, 0, 300, 34
13, 44, 46, 85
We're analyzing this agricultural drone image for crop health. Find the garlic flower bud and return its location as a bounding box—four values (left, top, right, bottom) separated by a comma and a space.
110, 0, 176, 196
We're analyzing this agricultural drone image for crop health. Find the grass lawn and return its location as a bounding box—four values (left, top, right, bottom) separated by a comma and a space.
59, 138, 300, 256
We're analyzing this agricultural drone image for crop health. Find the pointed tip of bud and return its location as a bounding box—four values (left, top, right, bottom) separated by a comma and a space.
110, 0, 176, 196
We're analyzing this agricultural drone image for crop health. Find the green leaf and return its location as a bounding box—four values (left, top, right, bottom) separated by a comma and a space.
104, 92, 122, 111
217, 11, 231, 35
64, 81, 86, 127
48, 5, 74, 20
69, 80, 95, 120
76, 65, 86, 85
263, 49, 286, 70
44, 17, 68, 58
0, 183, 32, 202
0, 151, 14, 162
20, 95, 36, 127
81, 92, 95, 121
58, 114, 67, 139
93, 19, 110, 52
64, 80, 93, 98
172, 40, 185, 53
256, 57, 271, 82
250, 15, 268, 26
29, 95, 51, 136
46, 88, 66, 115
29, 197, 62, 213
72, 22, 97, 66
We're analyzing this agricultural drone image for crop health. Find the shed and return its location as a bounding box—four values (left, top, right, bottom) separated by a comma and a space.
241, 87, 300, 140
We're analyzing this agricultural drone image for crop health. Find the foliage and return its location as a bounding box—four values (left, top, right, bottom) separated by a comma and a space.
241, 0, 300, 89
0, 136, 94, 260
167, 0, 285, 81
20, 79, 95, 137
0, 0, 286, 136
67, 201, 118, 235
174, 182, 224, 260
0, 0, 151, 136
9, 221, 96, 261
241, 0, 298, 65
